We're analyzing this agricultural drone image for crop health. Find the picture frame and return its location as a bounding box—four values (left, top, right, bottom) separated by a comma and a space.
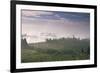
10, 0, 97, 72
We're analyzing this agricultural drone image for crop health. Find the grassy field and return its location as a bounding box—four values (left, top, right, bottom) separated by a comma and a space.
21, 38, 90, 63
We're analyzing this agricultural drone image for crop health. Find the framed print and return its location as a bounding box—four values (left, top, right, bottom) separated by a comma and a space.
10, 0, 97, 72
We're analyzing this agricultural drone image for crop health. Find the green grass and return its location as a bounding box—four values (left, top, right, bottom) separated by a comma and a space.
21, 48, 89, 63
21, 38, 90, 63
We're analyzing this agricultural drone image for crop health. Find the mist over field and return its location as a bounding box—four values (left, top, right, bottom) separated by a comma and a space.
22, 10, 90, 43
21, 10, 90, 63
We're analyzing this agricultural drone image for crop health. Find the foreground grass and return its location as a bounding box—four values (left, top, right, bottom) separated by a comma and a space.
21, 48, 89, 63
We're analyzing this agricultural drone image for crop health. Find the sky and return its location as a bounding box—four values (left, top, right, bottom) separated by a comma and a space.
21, 10, 90, 43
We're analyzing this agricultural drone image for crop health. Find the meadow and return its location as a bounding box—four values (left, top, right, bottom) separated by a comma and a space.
21, 37, 90, 63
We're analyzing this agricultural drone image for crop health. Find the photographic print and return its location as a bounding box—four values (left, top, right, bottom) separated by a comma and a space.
11, 0, 97, 72
21, 10, 90, 63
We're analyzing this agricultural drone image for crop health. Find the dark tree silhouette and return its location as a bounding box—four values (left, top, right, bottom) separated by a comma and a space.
21, 38, 30, 49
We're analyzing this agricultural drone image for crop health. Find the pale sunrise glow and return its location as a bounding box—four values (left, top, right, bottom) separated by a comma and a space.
21, 10, 90, 43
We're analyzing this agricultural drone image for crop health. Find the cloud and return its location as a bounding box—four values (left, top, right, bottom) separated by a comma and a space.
21, 11, 70, 25
22, 10, 90, 23
22, 10, 54, 17
21, 10, 90, 43
21, 10, 68, 21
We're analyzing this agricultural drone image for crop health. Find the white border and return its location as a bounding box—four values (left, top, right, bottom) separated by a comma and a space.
16, 4, 94, 69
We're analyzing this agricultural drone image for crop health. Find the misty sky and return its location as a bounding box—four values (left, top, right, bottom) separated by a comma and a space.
21, 10, 90, 43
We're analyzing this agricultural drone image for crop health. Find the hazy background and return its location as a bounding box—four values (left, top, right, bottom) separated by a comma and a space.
21, 10, 90, 43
